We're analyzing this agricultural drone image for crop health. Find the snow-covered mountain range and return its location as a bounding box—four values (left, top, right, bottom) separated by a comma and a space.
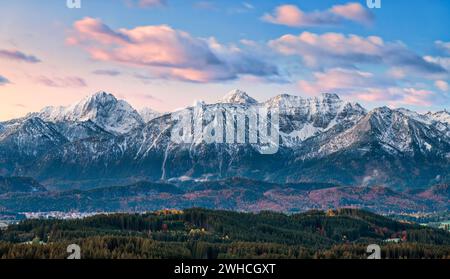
0, 90, 449, 190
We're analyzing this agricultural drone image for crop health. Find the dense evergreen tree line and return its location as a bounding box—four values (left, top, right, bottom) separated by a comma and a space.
0, 208, 449, 259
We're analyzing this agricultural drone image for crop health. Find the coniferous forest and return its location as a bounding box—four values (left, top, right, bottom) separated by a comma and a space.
0, 208, 449, 259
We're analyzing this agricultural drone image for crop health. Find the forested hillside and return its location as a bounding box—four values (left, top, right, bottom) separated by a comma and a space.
0, 208, 449, 259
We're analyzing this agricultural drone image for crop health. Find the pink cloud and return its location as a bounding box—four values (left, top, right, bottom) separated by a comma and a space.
69, 17, 129, 45
357, 88, 434, 107
270, 31, 383, 57
298, 68, 379, 95
262, 2, 373, 27
262, 5, 307, 27
269, 31, 446, 77
330, 3, 373, 25
298, 68, 435, 106
35, 76, 87, 88
396, 88, 434, 106
435, 80, 449, 92
67, 17, 278, 83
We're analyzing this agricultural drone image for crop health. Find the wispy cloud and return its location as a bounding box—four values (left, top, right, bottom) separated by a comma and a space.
0, 49, 41, 63
0, 75, 10, 85
140, 0, 166, 7
424, 56, 450, 72
125, 0, 167, 8
435, 40, 450, 55
35, 76, 87, 88
242, 2, 254, 10
262, 2, 373, 27
92, 69, 122, 76
228, 2, 255, 14
193, 1, 217, 11
140, 93, 163, 103
67, 17, 279, 83
435, 80, 449, 92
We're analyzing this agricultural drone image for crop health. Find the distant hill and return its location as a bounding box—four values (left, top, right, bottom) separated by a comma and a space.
418, 184, 450, 202
0, 176, 46, 194
0, 178, 447, 213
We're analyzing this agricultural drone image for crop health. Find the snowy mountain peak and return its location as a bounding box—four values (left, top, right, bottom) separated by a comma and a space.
427, 110, 450, 125
261, 93, 366, 146
70, 91, 124, 118
370, 106, 391, 115
320, 92, 340, 101
347, 106, 450, 155
139, 107, 160, 123
395, 108, 433, 125
0, 116, 67, 153
368, 106, 408, 127
220, 89, 258, 105
81, 91, 117, 106
265, 93, 346, 118
34, 91, 144, 134
67, 91, 144, 134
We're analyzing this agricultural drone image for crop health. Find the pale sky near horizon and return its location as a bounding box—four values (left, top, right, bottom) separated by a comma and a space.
0, 0, 449, 121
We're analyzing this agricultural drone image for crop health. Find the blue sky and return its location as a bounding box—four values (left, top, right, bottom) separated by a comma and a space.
0, 0, 449, 120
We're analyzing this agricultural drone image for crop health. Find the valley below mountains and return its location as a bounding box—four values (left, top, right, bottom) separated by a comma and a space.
0, 177, 448, 213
